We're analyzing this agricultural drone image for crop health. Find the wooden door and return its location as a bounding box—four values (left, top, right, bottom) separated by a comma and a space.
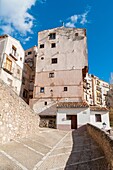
71, 115, 77, 129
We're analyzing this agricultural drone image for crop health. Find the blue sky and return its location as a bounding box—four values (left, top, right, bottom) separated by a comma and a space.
0, 0, 113, 83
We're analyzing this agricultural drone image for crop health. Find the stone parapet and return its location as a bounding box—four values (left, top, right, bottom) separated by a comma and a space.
87, 123, 113, 169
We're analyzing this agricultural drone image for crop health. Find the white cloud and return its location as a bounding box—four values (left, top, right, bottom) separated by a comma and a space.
65, 8, 90, 28
65, 22, 75, 28
0, 0, 37, 38
80, 11, 89, 25
22, 37, 32, 44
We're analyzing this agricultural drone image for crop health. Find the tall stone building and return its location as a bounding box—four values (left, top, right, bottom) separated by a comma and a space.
30, 27, 88, 114
21, 46, 37, 104
0, 34, 25, 95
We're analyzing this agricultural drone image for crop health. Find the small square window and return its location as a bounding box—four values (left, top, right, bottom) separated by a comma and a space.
45, 101, 47, 105
75, 33, 78, 36
49, 33, 56, 40
51, 43, 56, 48
28, 51, 32, 55
51, 58, 57, 64
41, 57, 44, 60
49, 72, 54, 78
40, 44, 44, 48
40, 87, 44, 93
95, 114, 101, 122
64, 87, 68, 91
23, 89, 28, 98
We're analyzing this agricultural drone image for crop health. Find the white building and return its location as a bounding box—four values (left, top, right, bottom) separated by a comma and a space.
0, 34, 24, 95
56, 102, 110, 130
84, 73, 109, 107
90, 106, 110, 130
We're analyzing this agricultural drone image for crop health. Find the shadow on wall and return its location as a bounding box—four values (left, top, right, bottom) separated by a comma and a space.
64, 125, 108, 170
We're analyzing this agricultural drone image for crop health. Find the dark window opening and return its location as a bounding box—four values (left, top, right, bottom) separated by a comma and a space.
12, 45, 17, 56
28, 51, 32, 55
23, 89, 28, 98
64, 87, 68, 91
51, 58, 57, 64
49, 33, 56, 40
67, 115, 72, 120
29, 95, 33, 99
45, 101, 47, 105
40, 44, 44, 48
17, 69, 20, 74
95, 114, 101, 122
75, 33, 78, 36
51, 43, 56, 48
40, 87, 44, 93
41, 57, 44, 60
50, 89, 53, 93
22, 77, 25, 84
49, 72, 54, 78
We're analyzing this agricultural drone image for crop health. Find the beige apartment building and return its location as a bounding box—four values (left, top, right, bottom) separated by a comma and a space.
0, 34, 25, 95
21, 46, 38, 103
84, 73, 109, 107
30, 26, 88, 114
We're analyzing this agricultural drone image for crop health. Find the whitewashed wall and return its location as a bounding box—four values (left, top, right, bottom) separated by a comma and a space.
90, 111, 110, 130
57, 108, 90, 129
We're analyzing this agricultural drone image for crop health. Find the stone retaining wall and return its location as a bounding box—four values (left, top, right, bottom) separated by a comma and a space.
87, 123, 113, 169
0, 80, 39, 144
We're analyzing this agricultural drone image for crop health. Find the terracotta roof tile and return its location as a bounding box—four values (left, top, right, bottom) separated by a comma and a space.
57, 102, 89, 108
90, 106, 108, 111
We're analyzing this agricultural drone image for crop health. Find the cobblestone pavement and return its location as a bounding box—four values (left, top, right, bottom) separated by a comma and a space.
0, 127, 108, 170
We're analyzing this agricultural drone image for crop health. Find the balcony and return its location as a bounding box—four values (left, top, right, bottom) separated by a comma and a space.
96, 87, 101, 92
9, 53, 18, 61
3, 63, 13, 74
83, 82, 91, 89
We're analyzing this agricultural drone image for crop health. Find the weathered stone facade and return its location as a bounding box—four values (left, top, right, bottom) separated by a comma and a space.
0, 80, 39, 144
30, 27, 88, 114
87, 123, 113, 169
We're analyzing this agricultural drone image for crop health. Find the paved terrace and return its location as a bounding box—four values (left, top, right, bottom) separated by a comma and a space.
0, 127, 108, 170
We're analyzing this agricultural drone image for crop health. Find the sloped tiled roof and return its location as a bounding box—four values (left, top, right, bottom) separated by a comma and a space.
39, 104, 57, 116
90, 106, 108, 111
57, 102, 89, 108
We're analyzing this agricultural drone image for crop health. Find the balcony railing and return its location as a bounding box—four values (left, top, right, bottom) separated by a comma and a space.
96, 87, 101, 92
3, 63, 13, 74
9, 53, 18, 61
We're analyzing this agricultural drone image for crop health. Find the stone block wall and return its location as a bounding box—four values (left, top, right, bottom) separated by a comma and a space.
87, 123, 113, 169
0, 80, 39, 144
